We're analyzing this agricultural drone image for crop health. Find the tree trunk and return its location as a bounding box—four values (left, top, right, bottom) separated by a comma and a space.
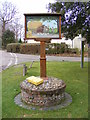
2, 21, 5, 33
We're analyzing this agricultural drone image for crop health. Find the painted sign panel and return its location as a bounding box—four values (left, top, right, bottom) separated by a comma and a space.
24, 14, 61, 39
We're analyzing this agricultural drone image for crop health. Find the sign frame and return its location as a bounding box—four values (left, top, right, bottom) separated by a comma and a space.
24, 13, 61, 40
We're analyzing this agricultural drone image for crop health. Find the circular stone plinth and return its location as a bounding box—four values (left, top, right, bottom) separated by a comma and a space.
20, 77, 66, 107
14, 92, 72, 111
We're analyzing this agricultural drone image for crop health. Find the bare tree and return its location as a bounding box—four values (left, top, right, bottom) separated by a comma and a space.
9, 18, 23, 42
0, 1, 18, 33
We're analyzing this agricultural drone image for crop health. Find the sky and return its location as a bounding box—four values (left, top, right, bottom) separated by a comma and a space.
0, 0, 55, 27
43, 20, 58, 28
0, 0, 55, 18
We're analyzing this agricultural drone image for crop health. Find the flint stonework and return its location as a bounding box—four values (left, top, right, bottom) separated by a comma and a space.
20, 77, 66, 107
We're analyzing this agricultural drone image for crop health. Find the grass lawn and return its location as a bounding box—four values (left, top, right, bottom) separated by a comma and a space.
2, 62, 88, 118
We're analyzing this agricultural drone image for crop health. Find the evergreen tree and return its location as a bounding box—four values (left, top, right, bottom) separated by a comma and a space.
2, 29, 15, 48
18, 38, 22, 43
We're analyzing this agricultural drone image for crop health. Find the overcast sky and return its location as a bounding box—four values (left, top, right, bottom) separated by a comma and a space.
0, 0, 55, 14
0, 0, 55, 24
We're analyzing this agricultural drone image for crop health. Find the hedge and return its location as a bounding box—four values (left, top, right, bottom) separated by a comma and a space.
7, 43, 21, 53
20, 43, 40, 54
46, 43, 79, 54
7, 43, 79, 54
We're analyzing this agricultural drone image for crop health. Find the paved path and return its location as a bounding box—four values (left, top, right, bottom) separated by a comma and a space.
0, 50, 88, 72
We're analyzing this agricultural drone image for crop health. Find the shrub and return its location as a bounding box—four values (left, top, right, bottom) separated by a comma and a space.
7, 43, 21, 53
59, 43, 68, 53
20, 43, 40, 54
46, 43, 56, 54
71, 48, 79, 54
46, 43, 69, 54
7, 44, 12, 52
6, 42, 80, 55
84, 44, 88, 52
65, 48, 72, 53
46, 43, 80, 54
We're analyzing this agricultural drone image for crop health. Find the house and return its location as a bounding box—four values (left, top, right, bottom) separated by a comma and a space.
51, 34, 85, 50
51, 37, 72, 48
73, 35, 81, 50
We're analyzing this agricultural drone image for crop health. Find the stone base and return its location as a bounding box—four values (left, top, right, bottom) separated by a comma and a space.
20, 77, 66, 107
14, 92, 72, 111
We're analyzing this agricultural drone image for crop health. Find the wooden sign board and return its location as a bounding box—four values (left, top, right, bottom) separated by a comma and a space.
24, 13, 61, 40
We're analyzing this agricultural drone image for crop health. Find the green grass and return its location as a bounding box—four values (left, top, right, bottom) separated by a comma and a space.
2, 62, 88, 118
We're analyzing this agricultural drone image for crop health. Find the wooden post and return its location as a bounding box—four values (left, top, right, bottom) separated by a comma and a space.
23, 64, 27, 76
35, 38, 50, 78
40, 41, 46, 78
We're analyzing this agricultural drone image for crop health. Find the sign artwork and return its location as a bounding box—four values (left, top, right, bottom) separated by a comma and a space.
24, 14, 61, 39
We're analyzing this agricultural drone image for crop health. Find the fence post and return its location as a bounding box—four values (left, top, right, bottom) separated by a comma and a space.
23, 64, 27, 76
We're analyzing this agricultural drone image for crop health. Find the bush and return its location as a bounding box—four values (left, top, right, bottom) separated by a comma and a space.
71, 48, 79, 54
20, 43, 40, 54
59, 43, 68, 53
6, 42, 79, 55
46, 43, 69, 54
46, 43, 56, 54
46, 43, 80, 54
84, 44, 88, 52
7, 43, 21, 53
